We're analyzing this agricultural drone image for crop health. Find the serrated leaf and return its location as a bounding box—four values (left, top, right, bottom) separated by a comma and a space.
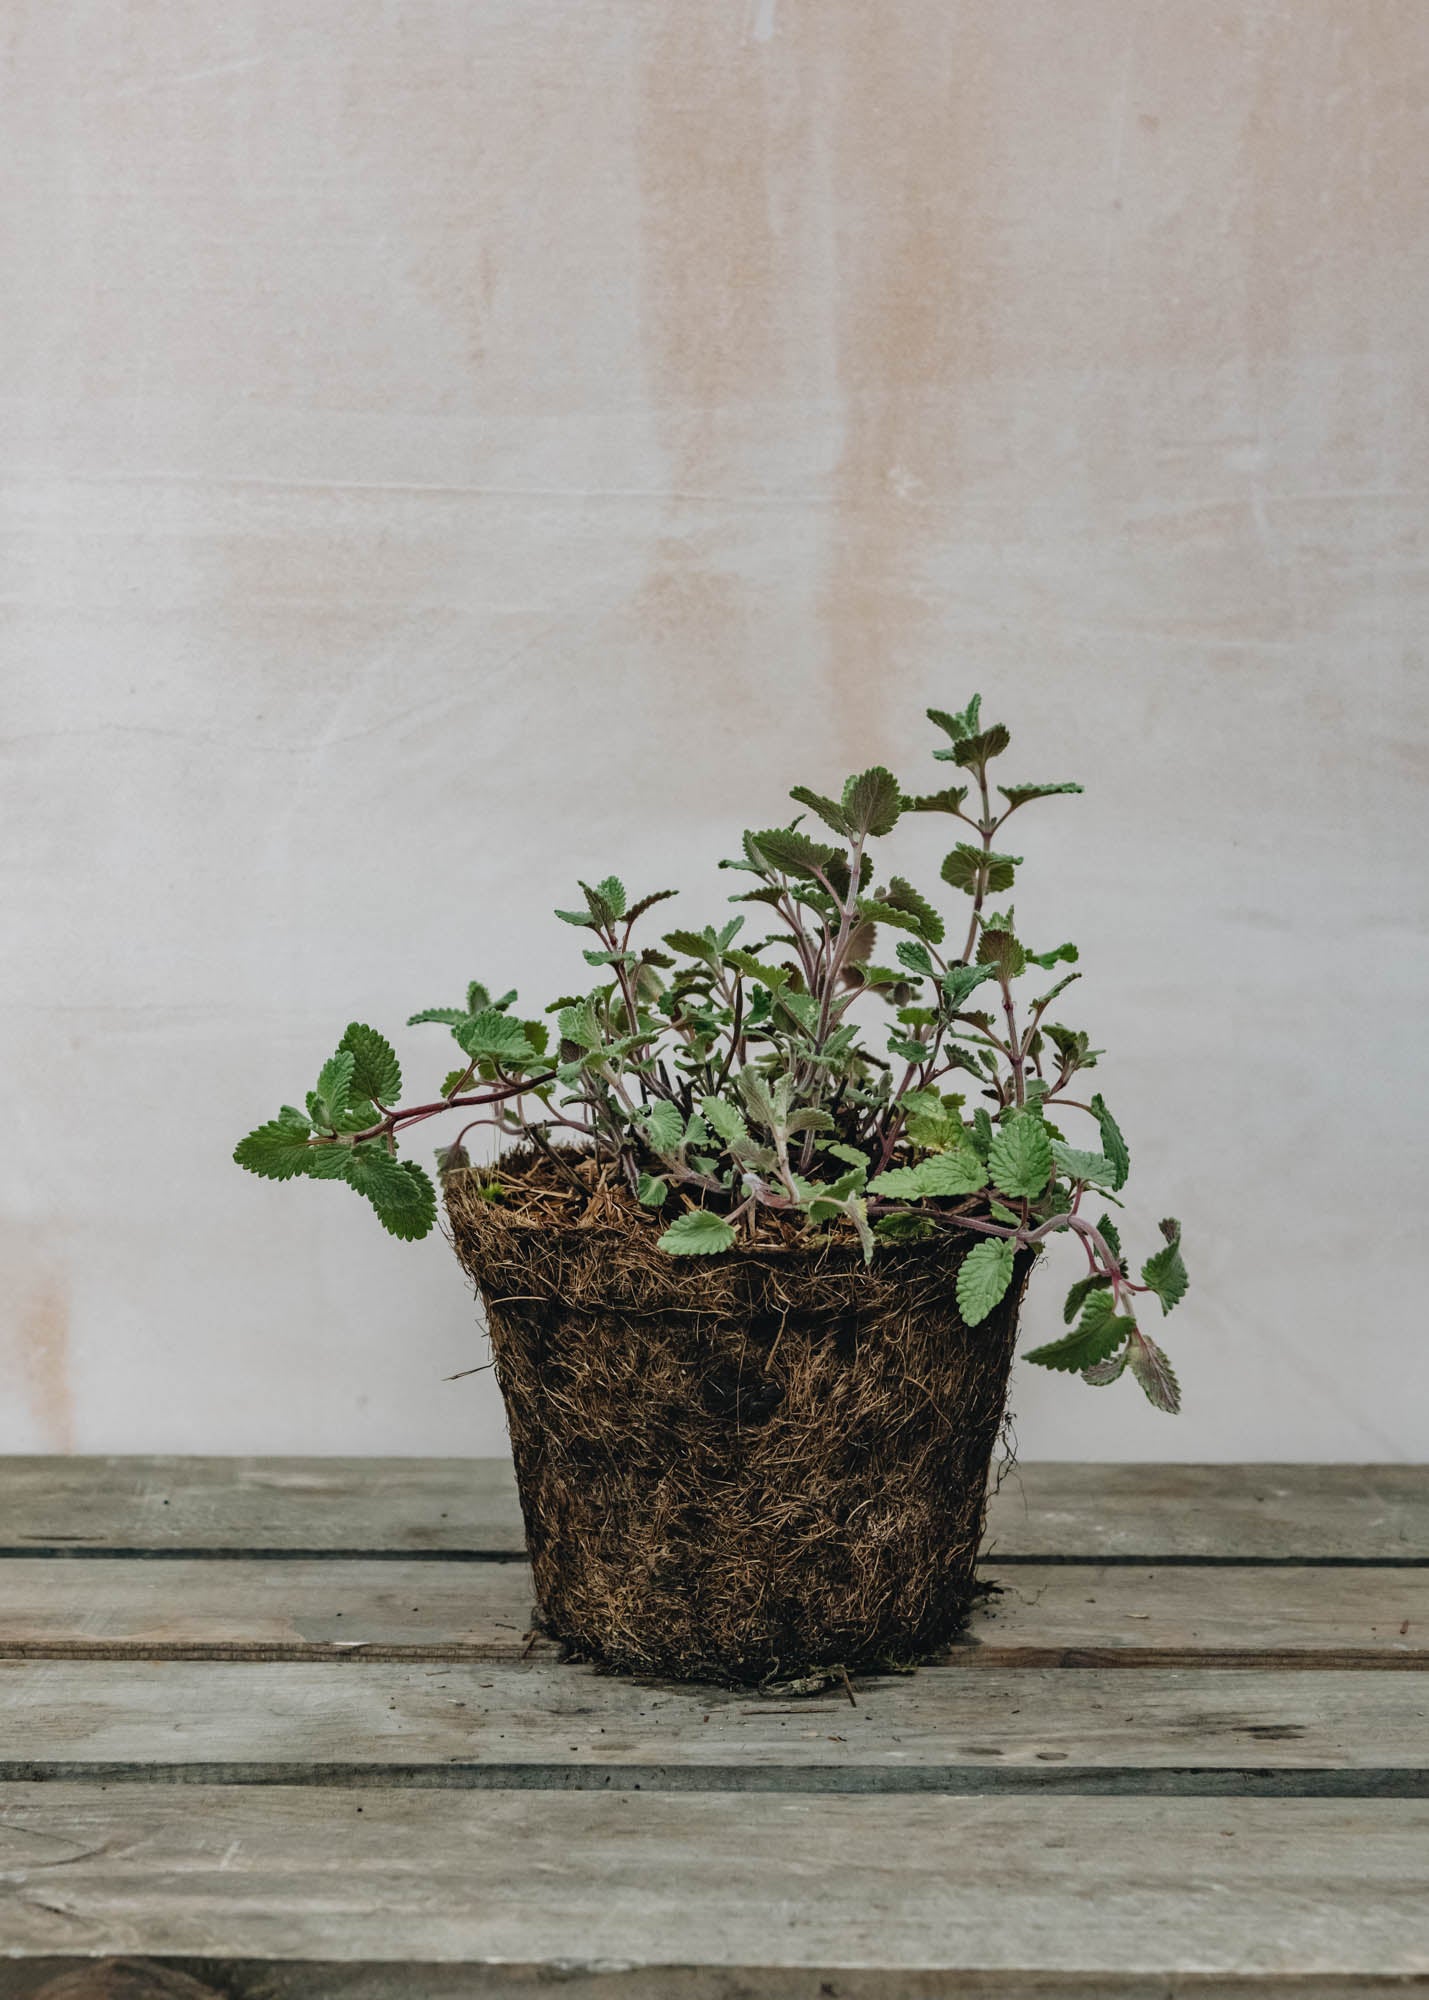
1128, 1331, 1181, 1412
640, 1099, 685, 1155
637, 1173, 669, 1209
927, 696, 980, 745
941, 844, 1021, 897
234, 1120, 317, 1182
658, 1209, 737, 1256
1082, 1348, 1130, 1386
407, 1006, 472, 1029
856, 896, 922, 935
976, 925, 1026, 979
339, 1023, 401, 1106
1050, 1141, 1118, 1187
998, 782, 1083, 808
1062, 1272, 1114, 1324
895, 939, 935, 978
952, 724, 1011, 770
875, 1212, 937, 1243
311, 1050, 355, 1131
956, 1237, 1016, 1327
456, 1009, 537, 1063
988, 1111, 1053, 1199
943, 962, 997, 1008
1090, 1094, 1130, 1190
825, 1142, 870, 1171
788, 785, 854, 838
884, 876, 944, 944
786, 1106, 835, 1135
554, 906, 600, 929
903, 784, 970, 815
1026, 940, 1079, 970
749, 826, 838, 880
1141, 1222, 1188, 1314
1025, 1291, 1133, 1372
341, 1149, 438, 1241
624, 888, 679, 924
841, 766, 902, 838
663, 928, 718, 961
701, 1096, 750, 1147
594, 875, 626, 918
1098, 1213, 1123, 1260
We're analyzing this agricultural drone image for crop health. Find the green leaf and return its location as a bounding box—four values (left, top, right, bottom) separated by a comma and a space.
976, 925, 1026, 979
624, 888, 678, 924
998, 782, 1083, 808
895, 939, 935, 978
554, 905, 600, 930
855, 896, 922, 936
1082, 1346, 1130, 1386
952, 724, 1012, 770
866, 1164, 928, 1199
902, 785, 969, 815
311, 1050, 356, 1131
1090, 1094, 1130, 1190
749, 827, 838, 880
456, 1009, 536, 1064
1098, 1213, 1123, 1261
841, 766, 902, 838
1062, 1272, 1113, 1324
927, 696, 981, 745
1128, 1331, 1181, 1412
234, 1120, 317, 1182
956, 1238, 1016, 1327
788, 785, 854, 838
342, 1149, 438, 1241
663, 928, 718, 961
407, 1006, 472, 1029
883, 876, 944, 944
1026, 940, 1079, 970
942, 962, 997, 1008
637, 1173, 669, 1209
640, 1100, 685, 1155
594, 875, 627, 918
825, 1142, 870, 1172
1141, 1220, 1188, 1314
1050, 1141, 1118, 1187
339, 1023, 401, 1106
1025, 1291, 1133, 1373
658, 1209, 738, 1256
875, 1212, 937, 1243
988, 1112, 1053, 1200
941, 844, 1021, 897
701, 1096, 750, 1148
988, 1199, 1021, 1226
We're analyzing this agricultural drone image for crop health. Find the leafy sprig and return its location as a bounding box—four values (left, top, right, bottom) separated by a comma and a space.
236, 702, 1187, 1410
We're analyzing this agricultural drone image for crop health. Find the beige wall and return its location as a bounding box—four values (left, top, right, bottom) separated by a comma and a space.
3, 2, 1426, 1459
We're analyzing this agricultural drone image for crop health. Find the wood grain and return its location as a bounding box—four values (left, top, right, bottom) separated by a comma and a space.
0, 1459, 1422, 1559
0, 1558, 1422, 1666
0, 1661, 1423, 1775
1, 1786, 1424, 1977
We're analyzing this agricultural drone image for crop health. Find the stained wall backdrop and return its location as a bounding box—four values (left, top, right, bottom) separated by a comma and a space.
4, 2, 1427, 1457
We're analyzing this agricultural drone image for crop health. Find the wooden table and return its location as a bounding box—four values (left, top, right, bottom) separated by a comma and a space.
0, 1459, 1424, 1998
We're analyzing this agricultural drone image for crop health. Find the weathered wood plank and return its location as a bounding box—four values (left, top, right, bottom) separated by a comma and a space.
0, 1787, 1425, 1978
0, 1559, 1422, 1665
0, 1459, 1422, 1559
0, 1661, 1423, 1775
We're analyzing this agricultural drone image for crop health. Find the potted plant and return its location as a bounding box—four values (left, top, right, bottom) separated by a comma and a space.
236, 697, 1187, 1685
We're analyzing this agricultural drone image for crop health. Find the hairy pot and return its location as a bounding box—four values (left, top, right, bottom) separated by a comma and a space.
448, 1161, 1031, 1683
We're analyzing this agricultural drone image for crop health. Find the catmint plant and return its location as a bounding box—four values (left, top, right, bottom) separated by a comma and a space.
236, 699, 1187, 1409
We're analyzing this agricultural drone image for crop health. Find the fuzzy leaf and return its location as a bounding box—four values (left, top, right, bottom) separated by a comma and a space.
1128, 1331, 1182, 1412
976, 926, 1026, 979
943, 962, 998, 1008
883, 876, 944, 944
1062, 1272, 1113, 1324
663, 928, 718, 961
311, 1051, 356, 1131
1050, 1141, 1118, 1187
952, 724, 1012, 770
927, 696, 980, 745
956, 1238, 1016, 1327
594, 875, 627, 918
456, 1009, 536, 1064
640, 1099, 685, 1155
1141, 1220, 1188, 1314
1025, 1291, 1133, 1373
624, 888, 679, 925
841, 766, 902, 838
701, 1096, 750, 1148
999, 782, 1083, 808
825, 1142, 871, 1172
234, 1120, 316, 1182
636, 1173, 669, 1209
339, 1023, 401, 1106
788, 785, 854, 838
1082, 1347, 1130, 1386
658, 1209, 737, 1257
749, 826, 838, 880
903, 784, 970, 815
988, 1111, 1053, 1199
941, 844, 1021, 897
1090, 1093, 1131, 1190
856, 896, 922, 936
895, 939, 935, 978
407, 1007, 472, 1028
1098, 1213, 1123, 1260
341, 1150, 438, 1241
